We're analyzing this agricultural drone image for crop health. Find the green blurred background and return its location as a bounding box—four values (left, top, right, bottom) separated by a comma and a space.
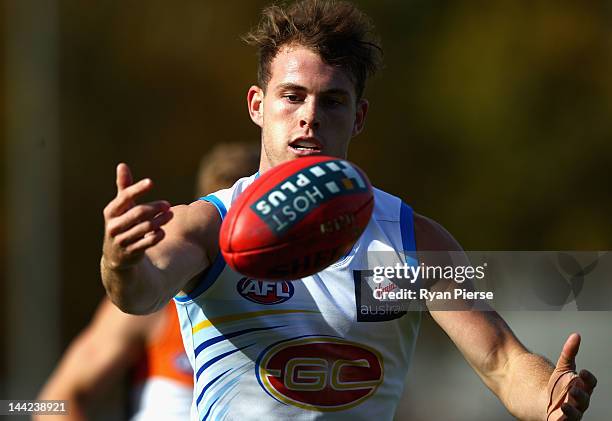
1, 1, 611, 419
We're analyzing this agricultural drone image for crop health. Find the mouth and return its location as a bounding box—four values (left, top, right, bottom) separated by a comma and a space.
289, 137, 323, 155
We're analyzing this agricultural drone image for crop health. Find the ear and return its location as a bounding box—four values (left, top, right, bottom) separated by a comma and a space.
352, 98, 369, 137
247, 85, 265, 128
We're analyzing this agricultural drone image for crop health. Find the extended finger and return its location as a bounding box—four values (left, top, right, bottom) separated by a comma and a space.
114, 210, 173, 247
107, 201, 171, 237
579, 369, 597, 394
556, 333, 581, 371
568, 382, 590, 413
116, 163, 134, 191
125, 229, 166, 255
105, 178, 154, 218
561, 403, 582, 420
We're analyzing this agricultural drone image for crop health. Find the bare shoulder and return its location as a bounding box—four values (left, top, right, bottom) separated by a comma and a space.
168, 199, 220, 236
413, 212, 463, 252
413, 212, 473, 289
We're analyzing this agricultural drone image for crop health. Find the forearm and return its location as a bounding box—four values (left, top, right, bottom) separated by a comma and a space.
100, 255, 167, 315
36, 352, 89, 421
500, 351, 554, 421
35, 387, 86, 421
431, 309, 553, 421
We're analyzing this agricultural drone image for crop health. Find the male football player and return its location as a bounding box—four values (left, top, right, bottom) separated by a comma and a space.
100, 1, 596, 420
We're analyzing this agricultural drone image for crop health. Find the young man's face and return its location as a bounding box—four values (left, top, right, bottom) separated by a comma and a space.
248, 45, 368, 172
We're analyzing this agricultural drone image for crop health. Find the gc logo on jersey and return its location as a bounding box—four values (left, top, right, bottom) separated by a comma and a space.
256, 336, 384, 411
237, 277, 295, 305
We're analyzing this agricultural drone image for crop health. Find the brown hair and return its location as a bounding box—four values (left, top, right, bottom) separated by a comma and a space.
243, 0, 383, 100
196, 142, 260, 197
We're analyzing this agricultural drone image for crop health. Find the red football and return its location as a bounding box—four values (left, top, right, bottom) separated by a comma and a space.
219, 155, 374, 280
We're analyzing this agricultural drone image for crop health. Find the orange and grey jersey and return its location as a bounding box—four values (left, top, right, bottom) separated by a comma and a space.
174, 173, 420, 421
131, 302, 193, 421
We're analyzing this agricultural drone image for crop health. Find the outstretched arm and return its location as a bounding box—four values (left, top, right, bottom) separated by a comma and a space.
101, 163, 220, 314
415, 213, 596, 421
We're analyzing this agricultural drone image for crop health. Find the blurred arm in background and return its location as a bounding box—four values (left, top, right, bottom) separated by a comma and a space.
35, 299, 158, 421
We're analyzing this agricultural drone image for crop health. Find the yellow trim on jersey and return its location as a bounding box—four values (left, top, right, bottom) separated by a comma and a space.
191, 309, 320, 334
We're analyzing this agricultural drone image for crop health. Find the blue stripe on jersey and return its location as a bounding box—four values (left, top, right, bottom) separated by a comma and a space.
196, 368, 231, 405
174, 194, 227, 303
200, 194, 228, 218
400, 202, 418, 265
196, 344, 254, 381
201, 396, 219, 421
194, 325, 285, 358
216, 403, 232, 421
201, 375, 241, 421
175, 252, 226, 302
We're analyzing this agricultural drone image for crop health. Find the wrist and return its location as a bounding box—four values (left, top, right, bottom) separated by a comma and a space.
100, 254, 135, 272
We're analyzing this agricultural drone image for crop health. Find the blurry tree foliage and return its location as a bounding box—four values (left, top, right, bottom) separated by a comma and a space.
6, 0, 608, 338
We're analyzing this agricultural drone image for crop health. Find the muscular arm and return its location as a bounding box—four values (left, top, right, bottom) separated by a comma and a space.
101, 164, 220, 314
35, 299, 163, 421
431, 310, 553, 420
414, 213, 595, 420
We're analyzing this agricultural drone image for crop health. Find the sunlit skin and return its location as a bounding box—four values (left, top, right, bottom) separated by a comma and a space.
247, 45, 369, 173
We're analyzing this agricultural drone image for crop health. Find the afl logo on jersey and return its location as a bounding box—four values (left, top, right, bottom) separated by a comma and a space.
237, 277, 294, 305
255, 336, 384, 411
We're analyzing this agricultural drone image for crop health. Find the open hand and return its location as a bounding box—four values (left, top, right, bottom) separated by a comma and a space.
102, 163, 173, 269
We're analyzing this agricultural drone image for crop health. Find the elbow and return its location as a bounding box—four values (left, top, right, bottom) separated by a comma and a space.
479, 345, 512, 395
479, 337, 528, 400
101, 267, 163, 315
487, 347, 542, 417
104, 284, 162, 315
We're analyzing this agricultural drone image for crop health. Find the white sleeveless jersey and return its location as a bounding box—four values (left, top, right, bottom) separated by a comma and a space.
130, 378, 193, 421
174, 173, 420, 421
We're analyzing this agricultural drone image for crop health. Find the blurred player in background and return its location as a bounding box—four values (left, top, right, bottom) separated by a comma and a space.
100, 1, 597, 420
36, 142, 259, 420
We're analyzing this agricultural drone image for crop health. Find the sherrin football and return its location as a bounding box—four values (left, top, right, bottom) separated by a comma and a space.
219, 155, 374, 279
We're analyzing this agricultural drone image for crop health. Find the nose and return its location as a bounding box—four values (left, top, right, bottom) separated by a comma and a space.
299, 99, 320, 130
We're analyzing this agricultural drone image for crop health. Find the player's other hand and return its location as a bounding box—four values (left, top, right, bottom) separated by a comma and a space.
102, 163, 173, 269
546, 333, 597, 421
